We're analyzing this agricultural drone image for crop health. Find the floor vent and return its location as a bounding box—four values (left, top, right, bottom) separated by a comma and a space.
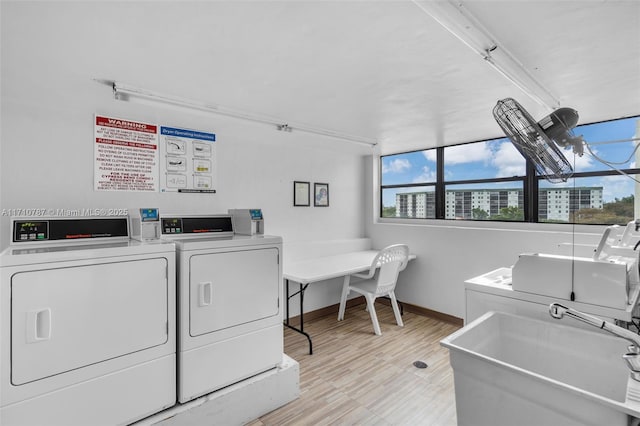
413, 361, 428, 369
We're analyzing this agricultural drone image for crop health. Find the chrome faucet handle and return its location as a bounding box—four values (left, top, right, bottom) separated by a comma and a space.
549, 303, 640, 350
623, 352, 640, 381
549, 302, 640, 381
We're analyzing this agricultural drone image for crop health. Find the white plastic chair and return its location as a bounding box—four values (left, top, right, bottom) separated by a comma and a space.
337, 244, 410, 335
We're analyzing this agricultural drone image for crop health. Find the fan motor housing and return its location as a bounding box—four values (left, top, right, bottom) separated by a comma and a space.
538, 107, 579, 141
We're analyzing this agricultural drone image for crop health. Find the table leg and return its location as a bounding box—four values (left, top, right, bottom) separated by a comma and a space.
286, 279, 290, 326
283, 279, 313, 354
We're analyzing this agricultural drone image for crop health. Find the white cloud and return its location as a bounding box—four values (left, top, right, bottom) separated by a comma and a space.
412, 166, 437, 183
489, 141, 592, 177
382, 158, 411, 174
445, 143, 492, 165
422, 150, 437, 162
492, 143, 526, 177
418, 139, 607, 180
600, 174, 637, 202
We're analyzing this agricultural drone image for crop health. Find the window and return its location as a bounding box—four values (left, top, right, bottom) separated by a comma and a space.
443, 139, 525, 221
380, 115, 640, 224
380, 150, 436, 218
537, 116, 640, 224
444, 139, 525, 180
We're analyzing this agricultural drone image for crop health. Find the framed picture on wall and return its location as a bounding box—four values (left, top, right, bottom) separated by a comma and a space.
314, 183, 329, 207
294, 181, 310, 206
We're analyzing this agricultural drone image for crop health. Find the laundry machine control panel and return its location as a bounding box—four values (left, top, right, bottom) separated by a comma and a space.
12, 217, 129, 243
161, 215, 233, 236
13, 221, 48, 242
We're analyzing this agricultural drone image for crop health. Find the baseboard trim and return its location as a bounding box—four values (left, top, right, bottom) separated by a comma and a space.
285, 297, 463, 327
285, 296, 365, 326
401, 302, 463, 326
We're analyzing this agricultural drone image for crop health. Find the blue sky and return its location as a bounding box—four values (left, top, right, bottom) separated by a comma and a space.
382, 115, 639, 207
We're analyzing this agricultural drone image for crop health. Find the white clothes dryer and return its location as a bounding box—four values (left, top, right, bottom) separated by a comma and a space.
0, 217, 177, 426
160, 215, 283, 403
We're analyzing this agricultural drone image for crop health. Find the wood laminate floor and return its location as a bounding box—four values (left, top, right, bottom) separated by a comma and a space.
248, 304, 461, 426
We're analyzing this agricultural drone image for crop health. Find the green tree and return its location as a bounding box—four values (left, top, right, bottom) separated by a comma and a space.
604, 195, 634, 217
491, 206, 524, 221
472, 208, 489, 220
571, 195, 634, 224
382, 206, 396, 217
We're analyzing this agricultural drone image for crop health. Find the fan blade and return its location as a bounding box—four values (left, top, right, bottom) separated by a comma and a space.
493, 98, 573, 183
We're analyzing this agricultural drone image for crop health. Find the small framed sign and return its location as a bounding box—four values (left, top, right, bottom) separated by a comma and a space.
294, 181, 310, 206
314, 183, 329, 207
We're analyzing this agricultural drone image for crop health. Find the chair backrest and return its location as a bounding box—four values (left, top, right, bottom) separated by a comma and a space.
372, 244, 409, 295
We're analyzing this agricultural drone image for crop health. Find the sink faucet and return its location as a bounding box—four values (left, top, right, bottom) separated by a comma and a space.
549, 303, 640, 381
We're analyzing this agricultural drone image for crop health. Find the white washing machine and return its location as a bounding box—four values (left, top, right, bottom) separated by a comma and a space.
0, 216, 177, 425
160, 214, 283, 403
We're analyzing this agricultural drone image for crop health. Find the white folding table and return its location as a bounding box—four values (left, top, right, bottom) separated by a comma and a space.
283, 250, 416, 354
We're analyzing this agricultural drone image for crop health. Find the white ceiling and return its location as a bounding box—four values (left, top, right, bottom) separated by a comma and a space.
3, 0, 640, 155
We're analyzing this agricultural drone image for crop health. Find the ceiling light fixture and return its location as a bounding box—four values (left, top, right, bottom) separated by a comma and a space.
412, 0, 561, 109
100, 80, 377, 147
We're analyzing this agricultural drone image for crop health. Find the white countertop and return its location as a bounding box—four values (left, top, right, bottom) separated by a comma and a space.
465, 267, 640, 322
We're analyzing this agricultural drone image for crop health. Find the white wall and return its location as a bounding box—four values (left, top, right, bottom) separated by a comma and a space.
0, 3, 370, 251
364, 156, 607, 319
1, 2, 611, 322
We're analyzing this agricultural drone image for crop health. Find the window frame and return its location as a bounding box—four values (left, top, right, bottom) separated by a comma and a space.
379, 115, 640, 225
